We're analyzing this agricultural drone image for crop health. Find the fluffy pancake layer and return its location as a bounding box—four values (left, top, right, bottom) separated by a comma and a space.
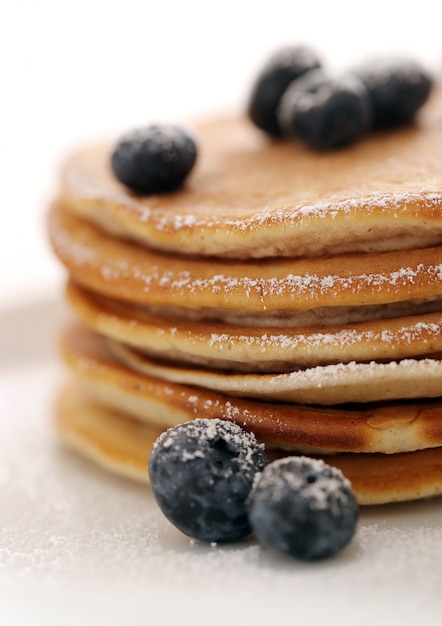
67, 281, 442, 372
60, 324, 442, 456
58, 99, 442, 260
109, 338, 442, 405
48, 205, 442, 324
55, 383, 442, 505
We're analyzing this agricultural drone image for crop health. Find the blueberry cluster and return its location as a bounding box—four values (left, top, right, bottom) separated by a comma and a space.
148, 419, 358, 560
110, 49, 433, 193
248, 46, 433, 150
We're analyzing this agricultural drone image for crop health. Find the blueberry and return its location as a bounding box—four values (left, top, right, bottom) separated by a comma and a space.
247, 45, 322, 137
148, 419, 268, 543
278, 69, 372, 150
353, 57, 433, 129
248, 456, 358, 560
111, 124, 197, 194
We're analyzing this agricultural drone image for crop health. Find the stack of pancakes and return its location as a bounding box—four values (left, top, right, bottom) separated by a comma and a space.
48, 92, 442, 505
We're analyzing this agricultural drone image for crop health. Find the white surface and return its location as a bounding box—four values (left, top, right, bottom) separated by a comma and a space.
1, 300, 442, 626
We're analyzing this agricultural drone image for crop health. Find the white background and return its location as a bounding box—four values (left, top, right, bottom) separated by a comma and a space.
1, 0, 442, 309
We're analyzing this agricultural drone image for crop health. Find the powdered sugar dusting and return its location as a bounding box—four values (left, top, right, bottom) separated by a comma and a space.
250, 456, 355, 516
282, 356, 442, 387
149, 191, 442, 232
103, 262, 442, 303
206, 317, 442, 356
151, 418, 266, 474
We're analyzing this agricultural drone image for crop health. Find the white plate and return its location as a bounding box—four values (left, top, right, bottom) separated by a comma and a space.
1, 298, 442, 626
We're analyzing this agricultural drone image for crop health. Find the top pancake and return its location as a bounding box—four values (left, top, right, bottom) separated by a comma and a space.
58, 92, 442, 260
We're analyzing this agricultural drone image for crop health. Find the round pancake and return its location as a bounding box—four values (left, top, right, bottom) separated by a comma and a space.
59, 323, 442, 455
48, 205, 442, 324
58, 95, 442, 260
109, 336, 442, 405
55, 383, 442, 505
67, 280, 442, 372
55, 383, 158, 483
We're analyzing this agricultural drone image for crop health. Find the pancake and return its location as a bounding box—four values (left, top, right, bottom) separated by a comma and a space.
110, 332, 442, 405
67, 280, 442, 372
109, 337, 442, 405
49, 86, 442, 507
55, 383, 442, 505
55, 383, 159, 483
58, 96, 442, 260
59, 323, 442, 455
48, 205, 442, 325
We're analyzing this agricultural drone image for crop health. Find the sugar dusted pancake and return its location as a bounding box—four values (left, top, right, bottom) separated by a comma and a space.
50, 83, 442, 508
55, 383, 442, 505
67, 281, 442, 372
109, 337, 442, 405
60, 323, 442, 455
48, 205, 442, 325
58, 96, 442, 260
